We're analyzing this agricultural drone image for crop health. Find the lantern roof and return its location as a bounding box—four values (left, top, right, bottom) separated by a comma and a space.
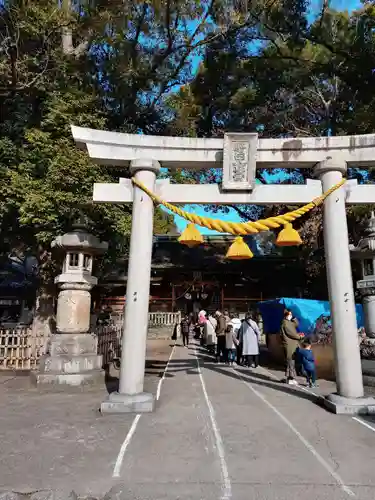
52, 216, 108, 254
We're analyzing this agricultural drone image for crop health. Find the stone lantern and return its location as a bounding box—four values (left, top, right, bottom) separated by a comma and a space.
32, 219, 108, 387
351, 211, 375, 339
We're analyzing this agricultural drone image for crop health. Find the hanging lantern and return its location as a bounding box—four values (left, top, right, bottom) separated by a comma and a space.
178, 223, 204, 248
276, 223, 302, 247
225, 237, 254, 260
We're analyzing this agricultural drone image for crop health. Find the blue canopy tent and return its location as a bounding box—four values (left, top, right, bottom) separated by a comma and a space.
258, 298, 364, 335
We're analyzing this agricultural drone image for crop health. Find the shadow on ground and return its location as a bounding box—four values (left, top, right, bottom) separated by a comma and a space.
104, 340, 330, 406
121, 342, 320, 405
104, 349, 175, 394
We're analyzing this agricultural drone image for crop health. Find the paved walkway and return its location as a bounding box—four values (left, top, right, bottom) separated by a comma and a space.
114, 342, 375, 500
2, 340, 375, 499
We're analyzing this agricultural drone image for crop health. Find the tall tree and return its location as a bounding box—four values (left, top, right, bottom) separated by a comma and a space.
165, 3, 375, 296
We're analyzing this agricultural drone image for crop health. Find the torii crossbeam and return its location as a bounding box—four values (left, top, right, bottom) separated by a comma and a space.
72, 126, 375, 415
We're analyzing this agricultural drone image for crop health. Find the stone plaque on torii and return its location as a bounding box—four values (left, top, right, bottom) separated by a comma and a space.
72, 126, 375, 415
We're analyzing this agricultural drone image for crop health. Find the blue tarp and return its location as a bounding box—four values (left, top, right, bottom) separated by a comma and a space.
258, 297, 364, 335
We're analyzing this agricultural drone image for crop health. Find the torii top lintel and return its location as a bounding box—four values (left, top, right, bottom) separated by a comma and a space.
71, 125, 375, 171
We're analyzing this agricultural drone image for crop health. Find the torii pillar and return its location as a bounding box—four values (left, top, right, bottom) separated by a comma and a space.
102, 159, 159, 412
71, 126, 375, 415
315, 160, 369, 408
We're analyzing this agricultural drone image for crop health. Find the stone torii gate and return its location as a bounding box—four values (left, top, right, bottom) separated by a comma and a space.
72, 127, 375, 415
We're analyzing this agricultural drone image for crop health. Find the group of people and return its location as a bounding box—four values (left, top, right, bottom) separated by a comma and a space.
180, 309, 262, 367
180, 307, 317, 388
280, 309, 317, 387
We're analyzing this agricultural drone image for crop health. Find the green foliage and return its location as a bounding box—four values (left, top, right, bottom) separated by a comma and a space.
0, 0, 177, 283
164, 3, 375, 293
2, 0, 375, 296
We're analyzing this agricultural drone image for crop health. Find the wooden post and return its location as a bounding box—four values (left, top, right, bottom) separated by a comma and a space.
171, 284, 175, 312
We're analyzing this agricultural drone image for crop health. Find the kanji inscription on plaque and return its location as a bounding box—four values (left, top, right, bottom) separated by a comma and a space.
222, 133, 258, 190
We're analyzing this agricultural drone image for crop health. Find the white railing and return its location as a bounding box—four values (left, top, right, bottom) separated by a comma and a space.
0, 327, 49, 370
111, 311, 182, 328
148, 311, 182, 327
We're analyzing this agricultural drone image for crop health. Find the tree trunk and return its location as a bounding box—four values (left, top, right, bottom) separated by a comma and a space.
31, 284, 56, 337
61, 0, 74, 55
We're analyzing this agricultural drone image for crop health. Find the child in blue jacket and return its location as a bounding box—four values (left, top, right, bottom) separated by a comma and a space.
296, 339, 317, 387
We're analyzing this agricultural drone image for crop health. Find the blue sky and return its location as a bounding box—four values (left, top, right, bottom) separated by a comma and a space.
168, 0, 363, 235
326, 0, 361, 10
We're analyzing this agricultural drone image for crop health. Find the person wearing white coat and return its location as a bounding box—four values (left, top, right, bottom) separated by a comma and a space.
204, 314, 217, 354
226, 314, 242, 365
228, 314, 242, 338
238, 312, 261, 367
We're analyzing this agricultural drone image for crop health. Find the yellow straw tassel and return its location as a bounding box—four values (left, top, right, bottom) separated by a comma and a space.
178, 223, 204, 248
226, 237, 254, 260
276, 223, 303, 247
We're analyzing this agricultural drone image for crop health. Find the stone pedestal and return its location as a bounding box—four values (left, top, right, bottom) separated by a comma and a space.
31, 220, 108, 389
101, 391, 154, 413
56, 283, 92, 334
323, 393, 375, 415
363, 294, 375, 338
31, 333, 104, 387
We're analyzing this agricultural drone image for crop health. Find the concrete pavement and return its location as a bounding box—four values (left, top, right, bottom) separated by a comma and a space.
117, 342, 375, 499
2, 340, 375, 499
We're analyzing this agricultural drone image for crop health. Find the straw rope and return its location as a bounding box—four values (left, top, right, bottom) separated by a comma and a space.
131, 177, 346, 235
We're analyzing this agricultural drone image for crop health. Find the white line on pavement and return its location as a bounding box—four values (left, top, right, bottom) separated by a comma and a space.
112, 343, 176, 478
232, 367, 355, 497
352, 416, 375, 433
259, 365, 321, 398
194, 345, 232, 500
156, 343, 176, 401
113, 414, 141, 478
260, 368, 375, 438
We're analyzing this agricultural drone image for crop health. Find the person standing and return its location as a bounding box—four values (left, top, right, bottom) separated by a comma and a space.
228, 313, 242, 364
198, 309, 207, 325
223, 309, 231, 326
205, 312, 217, 354
229, 313, 242, 337
280, 309, 303, 385
215, 310, 227, 363
296, 339, 317, 387
239, 312, 261, 367
180, 314, 191, 348
198, 309, 207, 345
225, 323, 239, 365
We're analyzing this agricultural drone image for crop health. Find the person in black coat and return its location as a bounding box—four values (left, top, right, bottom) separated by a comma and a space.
180, 314, 191, 347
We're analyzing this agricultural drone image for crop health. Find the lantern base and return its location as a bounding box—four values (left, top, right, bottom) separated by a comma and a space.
31, 333, 105, 390
31, 369, 105, 388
